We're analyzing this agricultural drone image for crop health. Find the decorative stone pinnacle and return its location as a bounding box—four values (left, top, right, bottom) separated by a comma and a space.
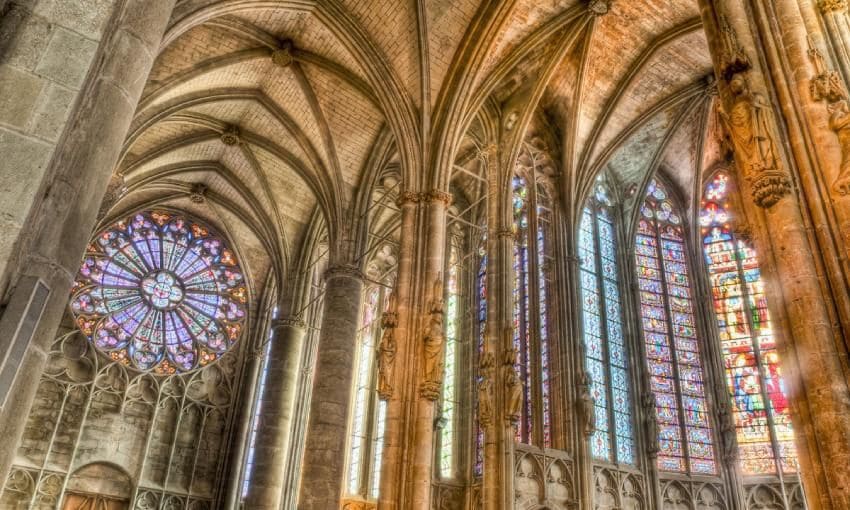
587, 0, 610, 15
271, 40, 295, 67
188, 182, 208, 203
820, 0, 848, 13
719, 16, 752, 82
220, 125, 241, 146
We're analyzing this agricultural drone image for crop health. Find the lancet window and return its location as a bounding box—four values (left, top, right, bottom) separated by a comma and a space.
345, 287, 388, 500
512, 173, 554, 447
635, 178, 716, 475
579, 180, 635, 465
700, 171, 799, 476
439, 241, 462, 478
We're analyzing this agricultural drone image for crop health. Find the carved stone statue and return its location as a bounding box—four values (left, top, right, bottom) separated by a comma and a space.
478, 377, 494, 427
505, 369, 523, 425
642, 392, 659, 456
577, 371, 596, 437
718, 400, 738, 463
828, 97, 850, 195
721, 74, 778, 176
420, 276, 445, 400
377, 292, 398, 400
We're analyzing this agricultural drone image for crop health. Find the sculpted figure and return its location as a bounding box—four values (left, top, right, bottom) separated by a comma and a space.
505, 369, 523, 424
377, 292, 398, 399
642, 392, 660, 456
577, 371, 596, 437
718, 400, 738, 462
420, 276, 445, 399
828, 98, 850, 194
478, 377, 494, 427
721, 74, 779, 177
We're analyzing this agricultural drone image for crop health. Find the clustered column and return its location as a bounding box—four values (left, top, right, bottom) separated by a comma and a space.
298, 266, 365, 509
698, 1, 850, 508
244, 316, 306, 509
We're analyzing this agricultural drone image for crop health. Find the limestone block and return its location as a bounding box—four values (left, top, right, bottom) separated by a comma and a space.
35, 27, 98, 89
33, 0, 117, 40
29, 83, 76, 141
0, 65, 45, 128
2, 14, 53, 71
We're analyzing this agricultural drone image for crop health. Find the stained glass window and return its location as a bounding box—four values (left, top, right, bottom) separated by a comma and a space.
700, 171, 799, 475
636, 179, 716, 475
512, 174, 553, 447
71, 210, 247, 374
474, 237, 487, 478
440, 242, 461, 478
580, 181, 635, 464
241, 307, 278, 499
345, 287, 388, 499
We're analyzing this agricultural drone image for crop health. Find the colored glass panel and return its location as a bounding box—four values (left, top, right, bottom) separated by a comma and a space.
71, 210, 247, 374
637, 179, 715, 474
701, 171, 799, 475
440, 245, 460, 478
475, 241, 487, 478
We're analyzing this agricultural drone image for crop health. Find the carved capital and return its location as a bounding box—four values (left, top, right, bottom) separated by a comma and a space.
271, 40, 295, 67
419, 381, 441, 401
220, 125, 241, 146
395, 191, 422, 207
324, 264, 364, 281
496, 228, 515, 240
820, 0, 848, 13
751, 170, 792, 208
271, 316, 306, 330
426, 189, 453, 206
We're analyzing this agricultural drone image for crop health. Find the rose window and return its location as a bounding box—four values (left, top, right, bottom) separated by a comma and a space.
71, 210, 248, 374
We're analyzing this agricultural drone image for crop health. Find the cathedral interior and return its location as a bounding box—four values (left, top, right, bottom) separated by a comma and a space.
2, 0, 850, 509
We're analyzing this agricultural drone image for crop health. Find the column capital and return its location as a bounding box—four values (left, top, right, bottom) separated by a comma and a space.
271, 316, 306, 330
820, 0, 848, 13
324, 264, 364, 281
425, 189, 453, 206
395, 190, 422, 207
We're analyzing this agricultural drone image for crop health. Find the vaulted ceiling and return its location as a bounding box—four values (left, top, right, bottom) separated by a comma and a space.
105, 0, 719, 301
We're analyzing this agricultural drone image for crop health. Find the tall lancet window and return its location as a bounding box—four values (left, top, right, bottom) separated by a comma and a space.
635, 178, 716, 474
345, 287, 388, 500
474, 234, 487, 478
512, 173, 554, 447
579, 180, 635, 464
439, 241, 461, 478
700, 171, 799, 475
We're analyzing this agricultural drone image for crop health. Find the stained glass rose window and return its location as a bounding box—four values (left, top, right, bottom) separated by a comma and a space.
71, 210, 247, 374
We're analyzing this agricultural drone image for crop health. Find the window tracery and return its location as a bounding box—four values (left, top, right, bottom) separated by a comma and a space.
440, 241, 461, 478
70, 210, 247, 374
635, 179, 716, 475
579, 180, 635, 465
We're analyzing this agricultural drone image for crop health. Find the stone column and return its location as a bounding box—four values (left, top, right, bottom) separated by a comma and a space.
244, 317, 306, 509
378, 192, 420, 510
698, 3, 850, 508
298, 266, 364, 509
481, 145, 516, 510
0, 0, 176, 485
410, 190, 450, 510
